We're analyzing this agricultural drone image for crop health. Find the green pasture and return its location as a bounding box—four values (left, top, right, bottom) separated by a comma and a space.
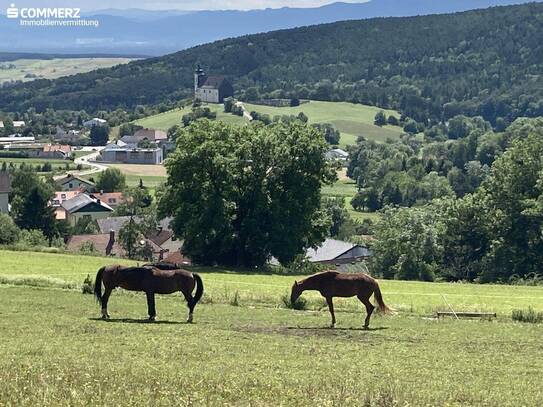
1, 249, 542, 316
124, 174, 166, 188
244, 101, 404, 145
0, 57, 135, 84
133, 100, 403, 147
1, 249, 543, 405
134, 104, 245, 130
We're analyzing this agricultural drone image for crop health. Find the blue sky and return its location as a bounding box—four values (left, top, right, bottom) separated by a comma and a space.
1, 0, 367, 12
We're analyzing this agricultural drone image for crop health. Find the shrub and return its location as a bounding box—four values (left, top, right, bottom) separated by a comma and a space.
229, 291, 240, 307
0, 214, 21, 245
281, 293, 307, 310
512, 307, 543, 323
19, 229, 48, 247
81, 274, 94, 294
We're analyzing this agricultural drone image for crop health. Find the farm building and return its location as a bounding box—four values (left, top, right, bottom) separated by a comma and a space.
307, 238, 371, 265
0, 171, 11, 214
55, 174, 95, 192
307, 238, 371, 264
100, 142, 163, 165
59, 193, 113, 226
194, 66, 234, 103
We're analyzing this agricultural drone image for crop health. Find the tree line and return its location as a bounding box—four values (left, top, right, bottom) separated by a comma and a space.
1, 3, 543, 131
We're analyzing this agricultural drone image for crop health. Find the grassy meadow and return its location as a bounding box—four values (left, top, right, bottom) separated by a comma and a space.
134, 100, 403, 147
1, 249, 543, 405
0, 58, 136, 84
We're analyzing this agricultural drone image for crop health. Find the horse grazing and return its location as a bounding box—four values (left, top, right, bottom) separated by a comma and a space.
94, 264, 204, 323
290, 271, 392, 328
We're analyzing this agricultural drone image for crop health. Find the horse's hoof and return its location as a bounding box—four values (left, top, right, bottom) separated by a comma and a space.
330, 324, 335, 329
148, 316, 156, 322
363, 325, 369, 330
101, 315, 107, 320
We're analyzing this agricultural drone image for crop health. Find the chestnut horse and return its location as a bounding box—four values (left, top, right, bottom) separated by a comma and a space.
290, 271, 391, 328
94, 264, 204, 323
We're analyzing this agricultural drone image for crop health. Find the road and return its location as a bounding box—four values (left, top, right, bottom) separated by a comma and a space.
74, 147, 108, 176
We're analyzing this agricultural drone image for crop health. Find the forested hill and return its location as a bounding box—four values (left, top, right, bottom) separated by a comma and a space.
2, 2, 543, 126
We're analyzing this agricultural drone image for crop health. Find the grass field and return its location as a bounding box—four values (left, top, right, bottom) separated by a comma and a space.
244, 101, 403, 145
134, 104, 245, 130
0, 58, 136, 84
1, 249, 543, 405
134, 101, 403, 147
0, 157, 83, 172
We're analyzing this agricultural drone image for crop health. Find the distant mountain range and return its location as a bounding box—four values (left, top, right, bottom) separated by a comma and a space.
0, 0, 538, 55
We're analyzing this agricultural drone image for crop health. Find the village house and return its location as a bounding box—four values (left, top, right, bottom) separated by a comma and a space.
97, 216, 182, 261
66, 230, 124, 257
132, 128, 167, 142
13, 121, 26, 128
83, 118, 107, 128
59, 193, 113, 226
51, 191, 124, 212
325, 148, 349, 161
55, 174, 96, 192
0, 171, 11, 214
194, 66, 234, 103
54, 126, 82, 143
41, 144, 73, 159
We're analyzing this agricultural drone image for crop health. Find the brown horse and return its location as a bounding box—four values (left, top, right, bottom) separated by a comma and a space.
290, 271, 391, 328
94, 264, 204, 323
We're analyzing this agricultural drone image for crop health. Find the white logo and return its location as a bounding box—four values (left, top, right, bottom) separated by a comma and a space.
7, 4, 18, 18
6, 3, 98, 28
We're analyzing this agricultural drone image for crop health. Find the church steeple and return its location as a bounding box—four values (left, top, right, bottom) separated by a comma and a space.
194, 65, 205, 92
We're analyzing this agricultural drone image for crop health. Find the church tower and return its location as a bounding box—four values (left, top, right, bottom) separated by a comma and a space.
194, 65, 205, 92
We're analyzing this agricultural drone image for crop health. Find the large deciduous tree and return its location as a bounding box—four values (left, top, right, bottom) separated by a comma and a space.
95, 168, 126, 193
159, 119, 336, 267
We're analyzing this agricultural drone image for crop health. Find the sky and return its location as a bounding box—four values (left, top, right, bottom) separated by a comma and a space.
0, 0, 368, 12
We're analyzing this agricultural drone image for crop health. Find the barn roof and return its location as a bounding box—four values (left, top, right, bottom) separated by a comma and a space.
306, 238, 361, 262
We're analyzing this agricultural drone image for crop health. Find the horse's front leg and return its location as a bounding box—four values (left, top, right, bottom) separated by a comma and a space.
325, 296, 336, 328
146, 291, 156, 321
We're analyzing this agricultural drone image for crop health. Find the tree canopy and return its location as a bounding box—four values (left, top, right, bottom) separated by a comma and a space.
159, 119, 336, 267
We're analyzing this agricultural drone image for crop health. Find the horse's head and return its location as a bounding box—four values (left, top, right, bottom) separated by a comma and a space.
290, 281, 302, 304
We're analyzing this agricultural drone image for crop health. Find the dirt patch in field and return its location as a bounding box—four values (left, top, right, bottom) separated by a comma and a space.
231, 323, 390, 341
105, 163, 167, 176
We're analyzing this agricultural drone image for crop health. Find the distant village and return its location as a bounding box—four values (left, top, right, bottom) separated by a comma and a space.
0, 66, 356, 268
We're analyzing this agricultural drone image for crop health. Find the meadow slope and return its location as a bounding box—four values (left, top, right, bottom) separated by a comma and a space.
134, 101, 403, 147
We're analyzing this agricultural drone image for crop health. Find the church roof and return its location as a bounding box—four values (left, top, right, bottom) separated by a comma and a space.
200, 76, 227, 89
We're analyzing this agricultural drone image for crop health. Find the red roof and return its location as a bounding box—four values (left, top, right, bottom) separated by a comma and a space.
164, 250, 192, 266
43, 144, 72, 154
66, 233, 125, 257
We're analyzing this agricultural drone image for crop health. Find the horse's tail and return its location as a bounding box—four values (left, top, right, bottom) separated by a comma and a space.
373, 281, 393, 314
192, 273, 204, 307
94, 266, 105, 303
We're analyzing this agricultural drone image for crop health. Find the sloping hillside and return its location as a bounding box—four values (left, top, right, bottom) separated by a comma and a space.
1, 2, 543, 126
